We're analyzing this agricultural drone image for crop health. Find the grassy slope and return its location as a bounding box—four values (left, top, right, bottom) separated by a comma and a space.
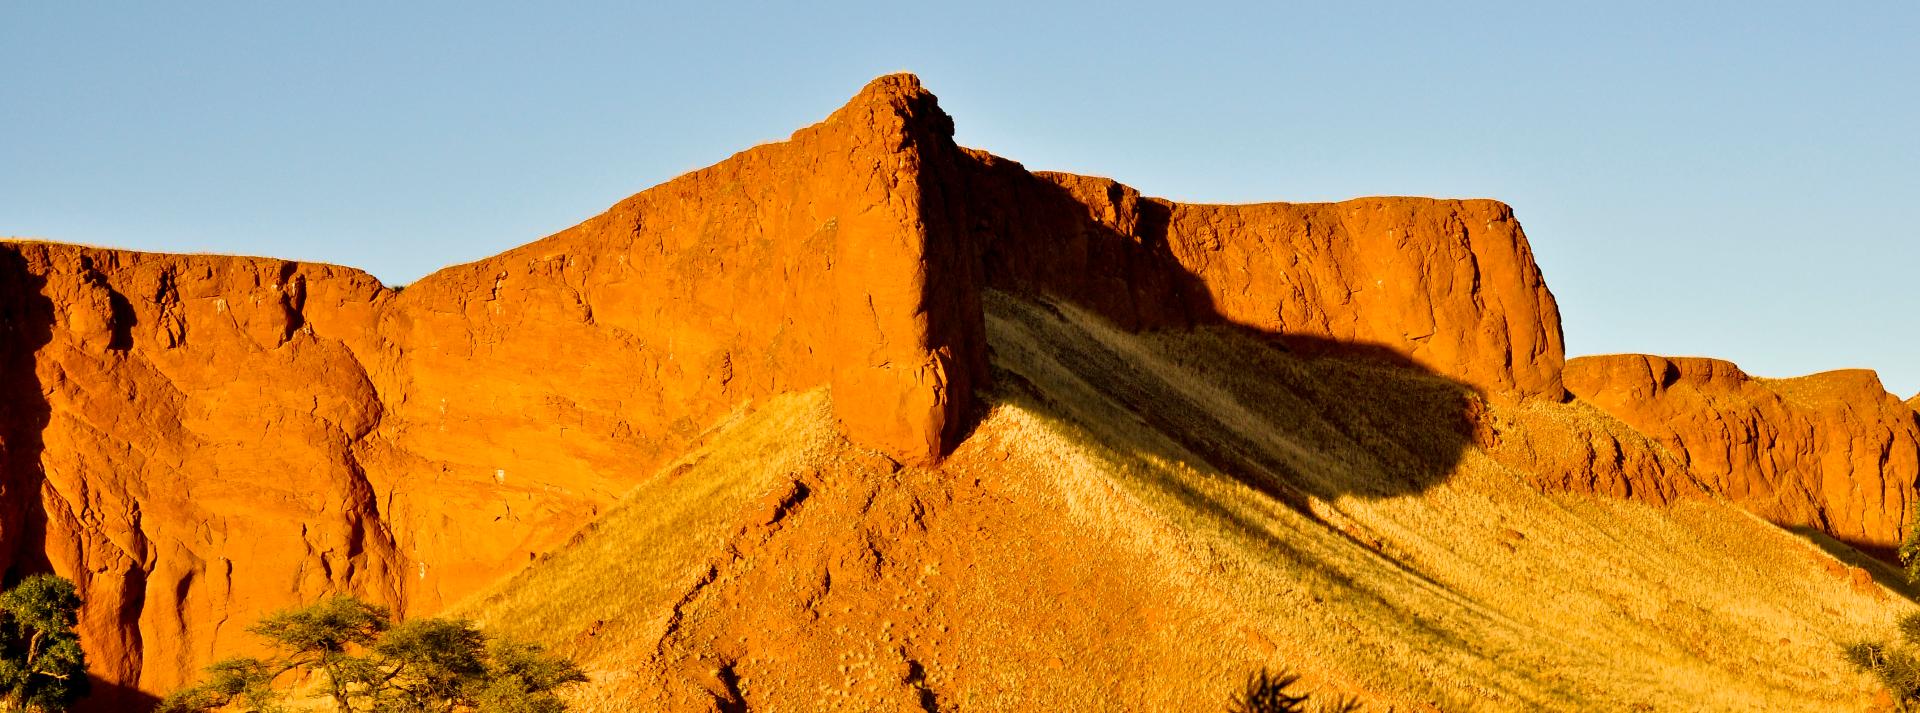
458, 291, 1907, 712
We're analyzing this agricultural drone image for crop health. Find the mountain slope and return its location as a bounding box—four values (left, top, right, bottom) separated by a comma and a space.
462, 292, 1904, 712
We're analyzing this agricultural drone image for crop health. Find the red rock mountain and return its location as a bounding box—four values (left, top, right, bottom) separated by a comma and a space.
0, 74, 1912, 707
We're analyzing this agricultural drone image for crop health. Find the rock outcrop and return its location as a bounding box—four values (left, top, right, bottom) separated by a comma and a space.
3, 71, 1899, 709
1565, 355, 1920, 557
0, 248, 403, 699
947, 155, 1566, 400
1, 75, 992, 703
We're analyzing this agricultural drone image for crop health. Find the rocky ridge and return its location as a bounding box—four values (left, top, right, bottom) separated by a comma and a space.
0, 73, 1914, 706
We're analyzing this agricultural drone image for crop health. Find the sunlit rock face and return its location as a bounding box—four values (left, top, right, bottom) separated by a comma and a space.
1563, 355, 1919, 558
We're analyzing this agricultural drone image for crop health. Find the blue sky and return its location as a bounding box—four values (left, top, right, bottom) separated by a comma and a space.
3, 2, 1915, 395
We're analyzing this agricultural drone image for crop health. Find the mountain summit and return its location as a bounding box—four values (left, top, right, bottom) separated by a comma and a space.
2, 74, 1914, 710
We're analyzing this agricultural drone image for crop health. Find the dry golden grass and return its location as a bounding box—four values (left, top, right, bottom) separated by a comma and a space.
457, 290, 1908, 711
455, 395, 850, 708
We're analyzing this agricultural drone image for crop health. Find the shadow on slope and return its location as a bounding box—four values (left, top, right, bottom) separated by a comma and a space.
980, 291, 1903, 710
922, 144, 1503, 471
1789, 525, 1920, 601
983, 291, 1478, 512
980, 291, 1505, 703
456, 290, 1900, 712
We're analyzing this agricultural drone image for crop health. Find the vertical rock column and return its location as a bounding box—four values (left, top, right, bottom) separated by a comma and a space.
817, 74, 986, 465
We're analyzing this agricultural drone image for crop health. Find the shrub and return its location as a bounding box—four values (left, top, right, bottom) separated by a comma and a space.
1844, 614, 1920, 712
1229, 667, 1361, 713
1900, 511, 1920, 585
161, 595, 584, 713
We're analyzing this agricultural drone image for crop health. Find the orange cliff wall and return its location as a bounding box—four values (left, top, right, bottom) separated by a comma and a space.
0, 74, 988, 704
1566, 355, 1920, 557
940, 152, 1566, 401
363, 73, 986, 615
0, 247, 403, 701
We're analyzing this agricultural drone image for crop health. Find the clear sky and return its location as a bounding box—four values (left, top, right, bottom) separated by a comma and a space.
4, 2, 1915, 395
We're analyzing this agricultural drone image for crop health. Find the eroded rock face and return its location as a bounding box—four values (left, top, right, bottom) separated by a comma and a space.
0, 73, 1587, 705
0, 247, 401, 703
1, 74, 994, 704
365, 73, 988, 622
1566, 355, 1920, 557
947, 156, 1567, 401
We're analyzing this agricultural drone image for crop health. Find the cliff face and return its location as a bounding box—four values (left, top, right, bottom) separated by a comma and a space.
361, 74, 987, 616
1, 75, 991, 701
946, 154, 1566, 401
0, 72, 1907, 707
0, 247, 401, 697
1565, 355, 1920, 557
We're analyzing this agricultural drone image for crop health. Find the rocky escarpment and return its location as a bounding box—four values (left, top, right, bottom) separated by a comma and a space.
0, 74, 1566, 705
1, 75, 987, 705
1566, 355, 1920, 558
949, 160, 1566, 400
0, 72, 1909, 708
0, 248, 403, 701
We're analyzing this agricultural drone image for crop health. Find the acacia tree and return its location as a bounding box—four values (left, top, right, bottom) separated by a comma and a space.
374, 618, 488, 712
255, 596, 391, 710
160, 596, 584, 713
0, 574, 90, 712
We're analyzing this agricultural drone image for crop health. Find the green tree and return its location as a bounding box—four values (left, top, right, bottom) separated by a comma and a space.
1847, 612, 1920, 712
161, 596, 585, 713
0, 574, 90, 712
250, 596, 391, 711
374, 618, 487, 712
469, 639, 588, 713
155, 657, 280, 713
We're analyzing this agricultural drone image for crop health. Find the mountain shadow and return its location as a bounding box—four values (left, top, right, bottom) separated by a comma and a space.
1790, 525, 1919, 600
926, 150, 1481, 508
985, 291, 1477, 515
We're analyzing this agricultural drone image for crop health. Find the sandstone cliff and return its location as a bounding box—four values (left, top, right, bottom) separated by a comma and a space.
1, 75, 991, 703
0, 73, 1908, 708
1565, 355, 1920, 558
0, 247, 402, 699
951, 160, 1566, 400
